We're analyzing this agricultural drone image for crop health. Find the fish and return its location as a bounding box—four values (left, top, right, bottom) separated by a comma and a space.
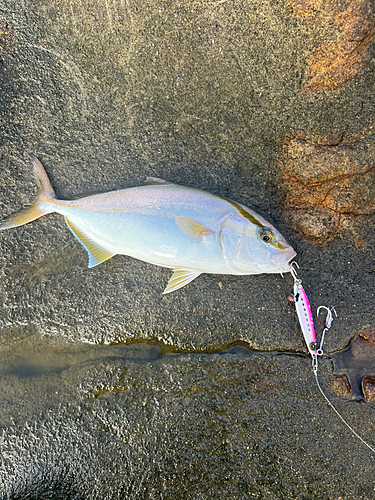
0, 154, 296, 293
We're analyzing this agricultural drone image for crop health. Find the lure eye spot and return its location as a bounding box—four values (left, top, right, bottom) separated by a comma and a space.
259, 228, 274, 243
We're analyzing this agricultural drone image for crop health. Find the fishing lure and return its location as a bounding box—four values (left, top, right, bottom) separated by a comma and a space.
289, 262, 375, 455
289, 263, 317, 357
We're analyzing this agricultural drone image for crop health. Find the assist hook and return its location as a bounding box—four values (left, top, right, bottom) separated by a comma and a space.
316, 306, 337, 356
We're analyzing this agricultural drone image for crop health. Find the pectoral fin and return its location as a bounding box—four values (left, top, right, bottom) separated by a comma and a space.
65, 218, 115, 268
175, 216, 214, 242
163, 268, 201, 294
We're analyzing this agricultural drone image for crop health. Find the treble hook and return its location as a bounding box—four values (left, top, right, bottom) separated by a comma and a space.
317, 306, 337, 329
316, 306, 337, 355
290, 261, 300, 270
289, 261, 301, 284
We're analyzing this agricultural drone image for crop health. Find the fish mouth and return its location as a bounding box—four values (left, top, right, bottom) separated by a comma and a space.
272, 247, 297, 273
283, 248, 297, 271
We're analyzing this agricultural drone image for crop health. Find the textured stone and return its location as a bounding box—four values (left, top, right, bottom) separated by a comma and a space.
289, 0, 375, 91
331, 328, 375, 400
278, 130, 375, 248
362, 376, 375, 402
330, 374, 351, 398
358, 326, 375, 343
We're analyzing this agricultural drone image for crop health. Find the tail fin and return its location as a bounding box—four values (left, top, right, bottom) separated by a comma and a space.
0, 154, 56, 230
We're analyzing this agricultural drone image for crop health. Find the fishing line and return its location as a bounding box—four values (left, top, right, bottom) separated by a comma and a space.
312, 359, 375, 455
289, 262, 375, 456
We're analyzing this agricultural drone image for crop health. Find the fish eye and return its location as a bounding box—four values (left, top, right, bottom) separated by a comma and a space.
259, 229, 274, 243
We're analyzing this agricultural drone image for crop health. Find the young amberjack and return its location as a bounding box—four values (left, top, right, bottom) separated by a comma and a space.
0, 154, 296, 293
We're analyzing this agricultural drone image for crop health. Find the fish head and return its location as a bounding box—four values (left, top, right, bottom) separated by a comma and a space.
218, 208, 296, 274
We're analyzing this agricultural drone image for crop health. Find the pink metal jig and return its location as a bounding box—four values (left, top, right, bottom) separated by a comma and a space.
289, 262, 317, 356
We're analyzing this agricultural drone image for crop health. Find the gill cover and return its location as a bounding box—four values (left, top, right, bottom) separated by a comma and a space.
217, 211, 289, 274
217, 213, 250, 273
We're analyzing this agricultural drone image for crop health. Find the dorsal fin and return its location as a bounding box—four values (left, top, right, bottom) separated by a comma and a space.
175, 216, 214, 241
144, 177, 173, 186
65, 218, 115, 268
163, 268, 201, 294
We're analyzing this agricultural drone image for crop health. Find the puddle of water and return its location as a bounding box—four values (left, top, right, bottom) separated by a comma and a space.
0, 326, 162, 377
331, 334, 375, 399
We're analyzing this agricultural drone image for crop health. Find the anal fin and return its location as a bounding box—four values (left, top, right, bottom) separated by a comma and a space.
163, 268, 201, 294
65, 218, 115, 268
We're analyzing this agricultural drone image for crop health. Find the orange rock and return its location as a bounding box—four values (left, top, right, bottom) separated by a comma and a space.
277, 131, 375, 247
304, 41, 371, 92
358, 327, 375, 344
287, 0, 321, 18
330, 375, 351, 398
285, 207, 340, 240
323, 171, 375, 215
362, 377, 375, 402
289, 0, 375, 91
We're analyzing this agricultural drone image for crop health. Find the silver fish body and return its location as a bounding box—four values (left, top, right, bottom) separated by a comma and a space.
0, 155, 296, 293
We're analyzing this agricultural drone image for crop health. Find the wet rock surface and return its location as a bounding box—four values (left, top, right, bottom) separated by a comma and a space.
0, 0, 374, 497
331, 327, 375, 401
1, 333, 375, 499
